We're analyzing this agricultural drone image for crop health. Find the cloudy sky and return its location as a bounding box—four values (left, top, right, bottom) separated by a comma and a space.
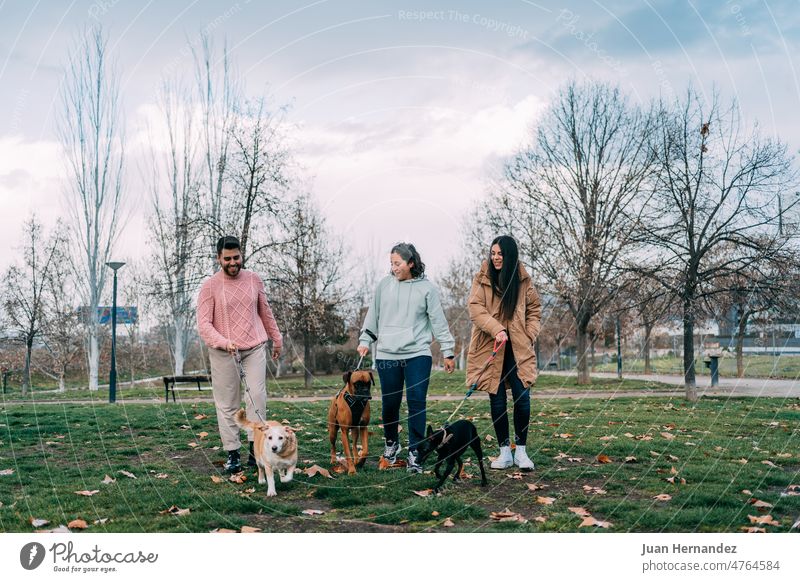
1, 0, 799, 279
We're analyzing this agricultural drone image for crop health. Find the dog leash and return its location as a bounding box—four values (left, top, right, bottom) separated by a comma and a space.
232, 347, 266, 424
443, 337, 506, 425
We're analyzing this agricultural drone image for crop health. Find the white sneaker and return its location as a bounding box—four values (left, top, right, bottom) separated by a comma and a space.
514, 445, 534, 471
490, 446, 513, 469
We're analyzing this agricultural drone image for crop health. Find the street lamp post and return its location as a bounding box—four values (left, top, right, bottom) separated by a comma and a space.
107, 261, 125, 403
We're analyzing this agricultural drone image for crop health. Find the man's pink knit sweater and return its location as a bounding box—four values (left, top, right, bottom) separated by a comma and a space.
196, 269, 283, 351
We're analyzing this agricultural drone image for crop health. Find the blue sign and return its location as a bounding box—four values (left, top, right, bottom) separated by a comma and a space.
98, 306, 138, 325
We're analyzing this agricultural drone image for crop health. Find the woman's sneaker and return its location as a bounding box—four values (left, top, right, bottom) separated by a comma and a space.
513, 445, 534, 471
406, 449, 423, 474
490, 446, 513, 469
383, 441, 401, 464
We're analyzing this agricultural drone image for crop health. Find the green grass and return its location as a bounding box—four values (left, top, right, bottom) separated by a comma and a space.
1, 395, 798, 533
594, 354, 800, 379
1, 370, 678, 403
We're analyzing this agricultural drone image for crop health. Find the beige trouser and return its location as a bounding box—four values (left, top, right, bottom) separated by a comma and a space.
208, 344, 267, 451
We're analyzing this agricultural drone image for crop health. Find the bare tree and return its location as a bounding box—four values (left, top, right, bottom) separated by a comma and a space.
620, 277, 674, 374
635, 88, 798, 400
227, 97, 292, 263
39, 235, 83, 392
499, 81, 656, 384
269, 193, 348, 389
146, 79, 206, 375
3, 216, 63, 394
437, 254, 476, 370
57, 27, 126, 391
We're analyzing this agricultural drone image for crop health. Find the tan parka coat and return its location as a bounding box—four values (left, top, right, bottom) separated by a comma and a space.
466, 260, 542, 394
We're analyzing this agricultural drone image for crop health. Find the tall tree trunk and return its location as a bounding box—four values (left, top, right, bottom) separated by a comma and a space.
590, 335, 596, 373
88, 330, 99, 391
736, 312, 749, 378
58, 366, 67, 393
683, 299, 697, 401
23, 338, 33, 396
576, 319, 590, 384
303, 331, 312, 389
643, 323, 653, 375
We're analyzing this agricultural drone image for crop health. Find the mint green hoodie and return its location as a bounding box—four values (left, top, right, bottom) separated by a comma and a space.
359, 275, 455, 360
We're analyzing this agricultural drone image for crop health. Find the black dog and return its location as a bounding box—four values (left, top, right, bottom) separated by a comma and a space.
415, 420, 488, 493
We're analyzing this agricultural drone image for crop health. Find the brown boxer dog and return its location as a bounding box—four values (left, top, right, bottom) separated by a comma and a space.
328, 370, 374, 474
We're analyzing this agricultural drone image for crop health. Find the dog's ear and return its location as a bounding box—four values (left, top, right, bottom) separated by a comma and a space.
342, 371, 352, 385
369, 371, 375, 386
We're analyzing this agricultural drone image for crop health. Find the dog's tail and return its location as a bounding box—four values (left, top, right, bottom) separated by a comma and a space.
234, 409, 260, 430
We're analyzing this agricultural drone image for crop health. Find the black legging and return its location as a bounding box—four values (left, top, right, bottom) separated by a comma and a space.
488, 342, 530, 447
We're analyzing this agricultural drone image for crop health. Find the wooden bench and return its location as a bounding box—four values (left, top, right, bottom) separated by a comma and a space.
163, 374, 212, 402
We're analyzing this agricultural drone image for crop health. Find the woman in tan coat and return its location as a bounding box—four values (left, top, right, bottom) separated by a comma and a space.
467, 235, 541, 470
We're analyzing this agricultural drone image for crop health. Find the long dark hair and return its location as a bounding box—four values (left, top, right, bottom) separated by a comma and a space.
390, 242, 426, 278
488, 235, 520, 322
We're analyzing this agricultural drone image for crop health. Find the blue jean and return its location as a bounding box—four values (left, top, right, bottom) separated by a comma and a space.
488, 343, 530, 447
375, 356, 432, 452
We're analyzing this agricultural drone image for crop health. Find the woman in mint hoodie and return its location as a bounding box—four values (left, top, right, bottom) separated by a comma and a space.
357, 243, 456, 473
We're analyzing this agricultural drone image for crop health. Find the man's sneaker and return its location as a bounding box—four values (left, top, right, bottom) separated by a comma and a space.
247, 442, 257, 467
490, 445, 513, 469
513, 445, 534, 471
224, 450, 242, 474
407, 449, 423, 474
383, 440, 401, 464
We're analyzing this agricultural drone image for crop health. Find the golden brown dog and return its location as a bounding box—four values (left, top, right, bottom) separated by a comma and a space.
328, 370, 373, 474
234, 409, 298, 497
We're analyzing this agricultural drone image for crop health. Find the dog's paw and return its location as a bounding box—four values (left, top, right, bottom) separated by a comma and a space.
267, 489, 277, 497
280, 474, 293, 483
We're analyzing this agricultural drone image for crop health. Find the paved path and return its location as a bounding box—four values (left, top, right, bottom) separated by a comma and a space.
544, 371, 800, 398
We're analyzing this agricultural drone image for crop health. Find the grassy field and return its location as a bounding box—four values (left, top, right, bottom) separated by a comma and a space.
1, 395, 798, 533
0, 370, 678, 403
595, 354, 800, 379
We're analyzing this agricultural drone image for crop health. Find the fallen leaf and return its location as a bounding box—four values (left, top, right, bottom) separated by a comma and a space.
29, 518, 50, 528
596, 454, 612, 464
741, 489, 753, 495
741, 526, 766, 533
650, 451, 661, 457
624, 456, 637, 463
302, 509, 324, 516
653, 494, 672, 501
93, 518, 108, 525
554, 452, 568, 460
74, 490, 100, 497
579, 516, 612, 528
211, 528, 238, 533
582, 485, 608, 495
735, 459, 748, 465
118, 470, 137, 479
748, 514, 779, 526
748, 498, 774, 509
229, 473, 247, 484
636, 435, 653, 441
599, 435, 617, 441
506, 472, 524, 480
187, 442, 199, 448
490, 509, 528, 523
777, 453, 792, 458
526, 483, 547, 492
243, 488, 255, 494
198, 432, 209, 439
413, 489, 434, 497
567, 457, 583, 463
624, 433, 635, 438
101, 475, 116, 485
240, 526, 261, 533
303, 465, 333, 479
443, 517, 455, 527
37, 525, 71, 533
0, 469, 14, 476
536, 496, 556, 505
211, 475, 224, 484
568, 507, 591, 517
431, 511, 440, 517
558, 433, 574, 439
194, 414, 208, 420
484, 434, 494, 442
155, 473, 169, 479
660, 432, 675, 440
68, 519, 88, 530
761, 460, 778, 468
159, 505, 190, 517
534, 516, 547, 523
667, 454, 680, 461
180, 424, 191, 430
670, 466, 678, 475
